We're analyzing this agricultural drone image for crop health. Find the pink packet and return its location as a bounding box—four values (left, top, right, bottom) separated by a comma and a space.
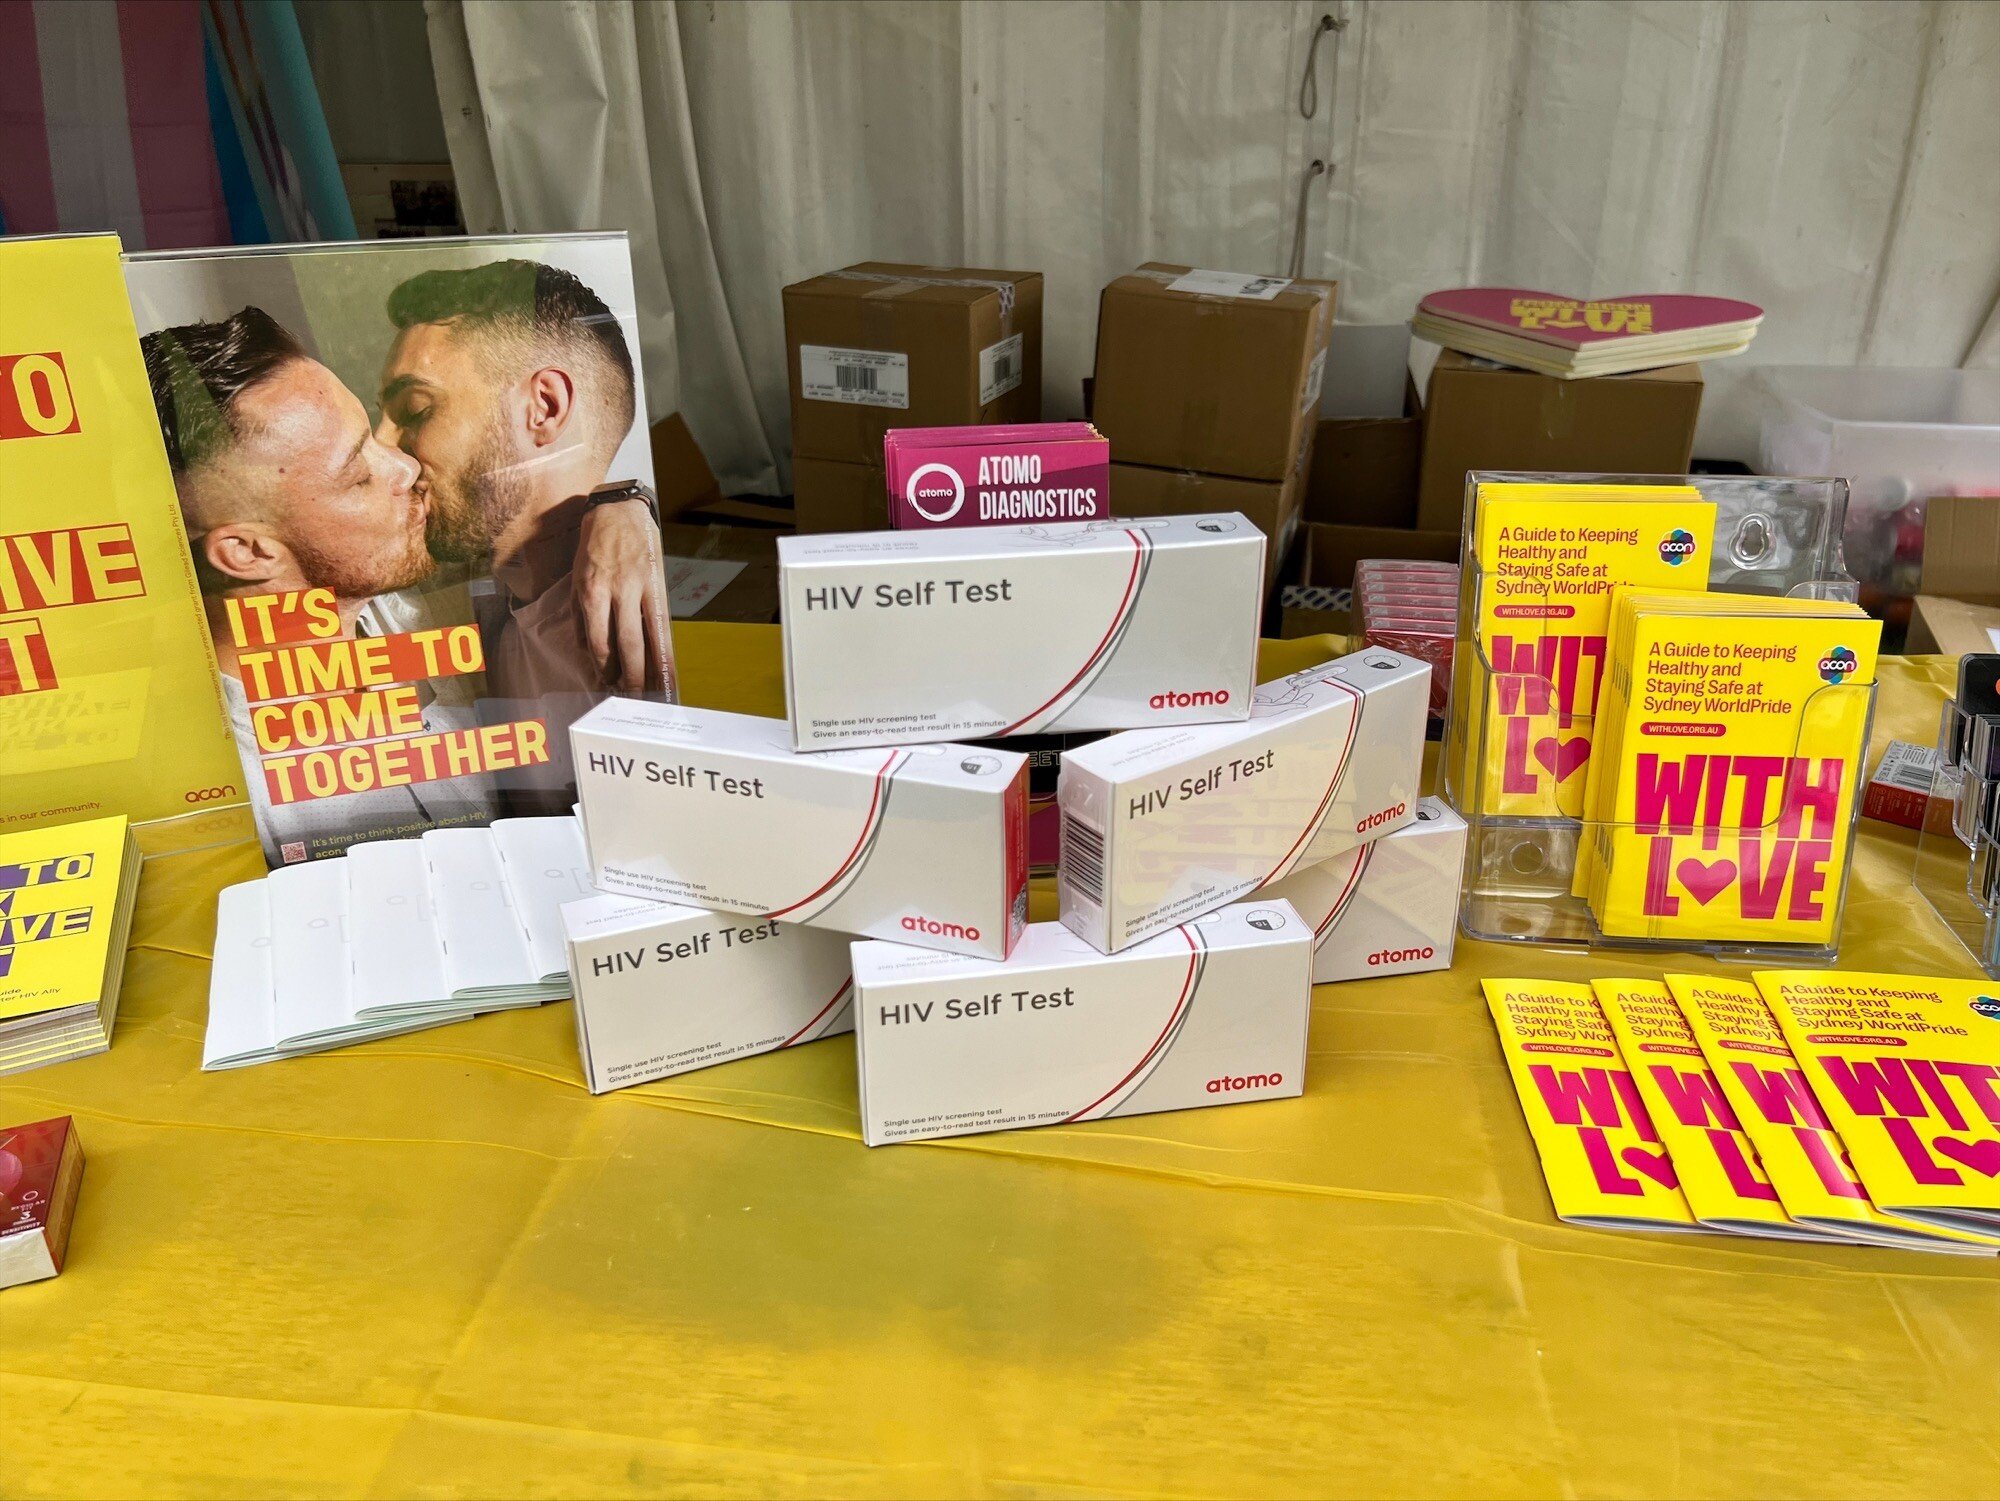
883, 423, 1110, 529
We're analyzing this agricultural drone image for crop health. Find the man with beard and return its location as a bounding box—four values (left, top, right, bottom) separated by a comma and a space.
143, 303, 666, 857
141, 306, 500, 863
375, 258, 672, 815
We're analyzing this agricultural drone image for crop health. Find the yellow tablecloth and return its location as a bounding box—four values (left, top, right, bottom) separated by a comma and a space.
5, 623, 1995, 1499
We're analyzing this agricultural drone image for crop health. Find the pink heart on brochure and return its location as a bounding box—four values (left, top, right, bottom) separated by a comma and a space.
1621, 1147, 1679, 1190
1676, 857, 1737, 905
1531, 735, 1590, 782
1932, 1135, 2000, 1178
1418, 288, 1764, 347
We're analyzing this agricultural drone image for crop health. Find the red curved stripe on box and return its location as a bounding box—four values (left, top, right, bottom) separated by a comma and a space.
1312, 842, 1373, 941
1063, 926, 1199, 1123
1257, 676, 1363, 888
998, 529, 1145, 735
766, 751, 903, 918
783, 977, 854, 1047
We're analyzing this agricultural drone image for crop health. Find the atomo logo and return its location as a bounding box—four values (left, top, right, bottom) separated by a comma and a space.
902, 914, 980, 943
1658, 527, 1697, 566
904, 462, 966, 523
1818, 645, 1859, 685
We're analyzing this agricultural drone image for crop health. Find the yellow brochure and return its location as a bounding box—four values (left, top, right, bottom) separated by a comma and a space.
1666, 974, 1996, 1253
0, 814, 134, 1022
1466, 483, 1711, 819
1758, 970, 2000, 1238
1593, 604, 1879, 943
1482, 978, 1698, 1232
1574, 590, 1867, 906
1594, 977, 1843, 1241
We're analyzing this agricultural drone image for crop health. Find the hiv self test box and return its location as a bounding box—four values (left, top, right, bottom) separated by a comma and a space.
852, 901, 1313, 1145
778, 514, 1264, 749
572, 700, 1029, 959
563, 893, 855, 1094
884, 422, 1110, 529
1057, 648, 1429, 952
1261, 797, 1466, 983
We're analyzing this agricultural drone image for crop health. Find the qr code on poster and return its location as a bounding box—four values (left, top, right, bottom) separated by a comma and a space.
281, 841, 307, 864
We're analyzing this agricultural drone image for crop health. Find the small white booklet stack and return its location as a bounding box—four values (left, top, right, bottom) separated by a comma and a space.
204, 817, 590, 1070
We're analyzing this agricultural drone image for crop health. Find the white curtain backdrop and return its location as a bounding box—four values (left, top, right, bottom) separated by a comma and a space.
424, 0, 2000, 496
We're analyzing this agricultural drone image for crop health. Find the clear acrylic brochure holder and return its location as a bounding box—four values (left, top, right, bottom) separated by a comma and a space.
1440, 471, 1866, 961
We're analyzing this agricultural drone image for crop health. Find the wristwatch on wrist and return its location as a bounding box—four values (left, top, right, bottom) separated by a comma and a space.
581, 479, 660, 527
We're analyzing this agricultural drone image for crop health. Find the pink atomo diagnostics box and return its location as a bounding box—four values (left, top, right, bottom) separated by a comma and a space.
884, 422, 1110, 529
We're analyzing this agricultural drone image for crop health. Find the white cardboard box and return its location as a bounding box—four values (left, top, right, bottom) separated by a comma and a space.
777, 513, 1264, 749
1261, 797, 1466, 982
572, 700, 1028, 959
563, 893, 854, 1093
852, 901, 1313, 1145
1055, 648, 1429, 952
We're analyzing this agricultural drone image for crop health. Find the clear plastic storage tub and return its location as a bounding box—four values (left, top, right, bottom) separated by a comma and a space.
1755, 367, 2000, 593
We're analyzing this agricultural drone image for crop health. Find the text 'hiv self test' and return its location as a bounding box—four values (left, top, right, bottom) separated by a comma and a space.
572, 700, 1028, 959
778, 514, 1264, 750
563, 893, 855, 1094
1056, 649, 1430, 952
851, 902, 1313, 1145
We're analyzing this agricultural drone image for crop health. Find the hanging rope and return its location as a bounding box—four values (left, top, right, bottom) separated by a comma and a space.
1298, 12, 1345, 120
1289, 158, 1327, 279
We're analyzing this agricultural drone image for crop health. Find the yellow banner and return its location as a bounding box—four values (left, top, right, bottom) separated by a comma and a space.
0, 236, 237, 831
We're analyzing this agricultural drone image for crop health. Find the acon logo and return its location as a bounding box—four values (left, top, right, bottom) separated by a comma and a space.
1150, 688, 1231, 710
902, 914, 980, 942
1971, 997, 2000, 1022
1658, 527, 1698, 566
1207, 1072, 1283, 1094
1369, 945, 1435, 966
1818, 646, 1858, 685
184, 784, 239, 804
1356, 801, 1406, 833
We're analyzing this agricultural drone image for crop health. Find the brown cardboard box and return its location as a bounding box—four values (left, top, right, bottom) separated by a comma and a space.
1109, 461, 1305, 595
660, 523, 780, 623
1278, 522, 1459, 638
1415, 351, 1702, 533
792, 457, 889, 534
648, 412, 723, 520
1307, 414, 1422, 528
1920, 496, 2000, 604
1906, 594, 2000, 656
783, 262, 1043, 467
1092, 263, 1336, 482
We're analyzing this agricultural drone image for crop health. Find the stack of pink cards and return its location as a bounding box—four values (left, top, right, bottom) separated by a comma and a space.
1411, 289, 1762, 378
1354, 558, 1459, 717
883, 422, 1109, 530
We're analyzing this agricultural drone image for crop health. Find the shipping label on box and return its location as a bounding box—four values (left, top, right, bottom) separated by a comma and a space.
800, 345, 910, 409
1261, 797, 1466, 982
778, 514, 1264, 749
852, 902, 1313, 1145
1056, 648, 1430, 952
572, 701, 1029, 959
564, 893, 855, 1093
784, 263, 1043, 465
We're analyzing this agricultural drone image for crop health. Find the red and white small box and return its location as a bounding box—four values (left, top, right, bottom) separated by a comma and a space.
1862, 740, 1955, 836
1, 1116, 84, 1290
